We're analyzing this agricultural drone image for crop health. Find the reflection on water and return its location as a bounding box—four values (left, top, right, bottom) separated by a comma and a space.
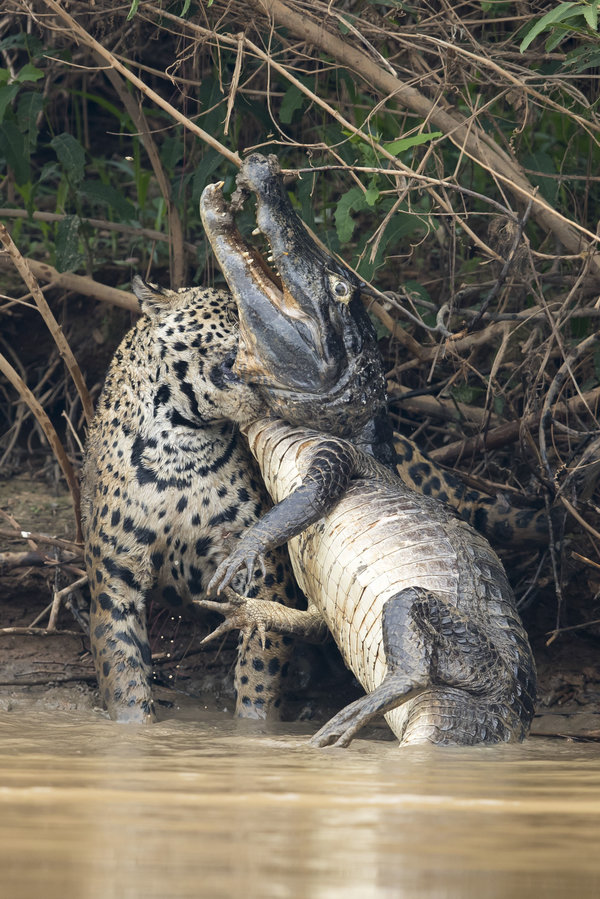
0, 702, 599, 899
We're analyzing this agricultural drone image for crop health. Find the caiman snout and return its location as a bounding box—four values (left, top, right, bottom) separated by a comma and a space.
200, 155, 388, 443
200, 180, 342, 393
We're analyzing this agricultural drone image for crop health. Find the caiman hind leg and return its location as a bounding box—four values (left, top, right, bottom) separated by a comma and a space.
311, 587, 518, 748
197, 588, 329, 648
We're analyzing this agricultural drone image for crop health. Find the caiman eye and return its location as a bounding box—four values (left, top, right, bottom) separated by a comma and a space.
329, 275, 352, 303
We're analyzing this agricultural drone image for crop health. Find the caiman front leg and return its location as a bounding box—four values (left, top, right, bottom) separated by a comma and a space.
312, 586, 512, 748
198, 588, 328, 649
207, 437, 357, 595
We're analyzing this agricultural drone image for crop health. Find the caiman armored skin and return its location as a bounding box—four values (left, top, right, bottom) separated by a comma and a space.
200, 154, 551, 546
197, 157, 536, 745
201, 420, 537, 747
81, 279, 298, 723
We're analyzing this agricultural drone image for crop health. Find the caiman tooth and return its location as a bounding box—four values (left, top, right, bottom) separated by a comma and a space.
252, 227, 261, 236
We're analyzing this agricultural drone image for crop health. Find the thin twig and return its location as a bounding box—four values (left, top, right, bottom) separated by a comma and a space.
429, 385, 600, 465
468, 195, 535, 332
0, 351, 82, 541
0, 527, 82, 552
539, 332, 600, 485
41, 0, 242, 168
48, 574, 89, 631
0, 223, 94, 426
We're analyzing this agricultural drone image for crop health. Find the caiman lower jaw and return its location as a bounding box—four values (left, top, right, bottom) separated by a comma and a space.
200, 182, 334, 390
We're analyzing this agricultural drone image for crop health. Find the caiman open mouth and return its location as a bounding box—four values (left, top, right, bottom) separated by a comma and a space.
201, 154, 390, 452
200, 180, 332, 391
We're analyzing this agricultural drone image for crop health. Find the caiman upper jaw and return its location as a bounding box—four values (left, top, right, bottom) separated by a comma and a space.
200, 182, 339, 391
200, 157, 388, 438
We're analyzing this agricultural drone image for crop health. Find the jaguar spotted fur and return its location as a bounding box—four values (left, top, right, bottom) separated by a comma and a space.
81, 279, 298, 723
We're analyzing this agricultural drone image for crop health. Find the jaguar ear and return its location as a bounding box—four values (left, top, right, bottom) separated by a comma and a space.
131, 275, 177, 317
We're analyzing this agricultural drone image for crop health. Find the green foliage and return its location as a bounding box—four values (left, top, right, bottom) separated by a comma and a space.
384, 132, 442, 155
55, 215, 84, 273
519, 1, 599, 58
51, 133, 86, 186
280, 84, 306, 124
126, 0, 140, 21
0, 120, 29, 185
0, 3, 597, 298
335, 187, 370, 243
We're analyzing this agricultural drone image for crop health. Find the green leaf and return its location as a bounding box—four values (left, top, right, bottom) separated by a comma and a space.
493, 394, 505, 417
364, 186, 380, 206
51, 133, 86, 185
565, 44, 600, 71
383, 131, 442, 155
17, 91, 44, 149
126, 0, 140, 21
279, 84, 304, 124
337, 14, 353, 34
180, 0, 192, 15
0, 33, 43, 55
544, 21, 579, 51
523, 150, 558, 204
15, 63, 44, 84
72, 90, 127, 125
79, 179, 136, 221
334, 187, 369, 244
355, 210, 425, 279
519, 2, 579, 52
192, 150, 223, 206
160, 135, 184, 173
583, 2, 598, 29
451, 385, 483, 405
55, 215, 83, 272
0, 120, 30, 185
0, 83, 19, 122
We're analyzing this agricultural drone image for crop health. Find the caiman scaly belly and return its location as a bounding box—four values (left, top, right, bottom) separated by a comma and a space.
202, 418, 537, 747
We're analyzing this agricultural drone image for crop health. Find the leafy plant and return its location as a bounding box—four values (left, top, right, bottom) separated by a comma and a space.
519, 1, 600, 70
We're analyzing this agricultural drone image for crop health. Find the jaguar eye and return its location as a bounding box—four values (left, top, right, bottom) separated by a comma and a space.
220, 350, 239, 384
225, 305, 239, 325
329, 275, 351, 303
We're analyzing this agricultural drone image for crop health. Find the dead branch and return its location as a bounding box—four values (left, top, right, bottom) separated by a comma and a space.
429, 385, 600, 466
0, 351, 82, 541
252, 0, 600, 273
48, 574, 88, 630
0, 223, 94, 426
0, 255, 138, 311
0, 208, 197, 253
0, 627, 84, 638
0, 527, 82, 553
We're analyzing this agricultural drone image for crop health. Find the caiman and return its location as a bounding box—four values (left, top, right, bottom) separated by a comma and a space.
200, 417, 537, 746
194, 160, 537, 746
201, 153, 551, 546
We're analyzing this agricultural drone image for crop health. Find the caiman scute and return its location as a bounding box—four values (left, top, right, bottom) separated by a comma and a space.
202, 418, 537, 747
198, 157, 537, 747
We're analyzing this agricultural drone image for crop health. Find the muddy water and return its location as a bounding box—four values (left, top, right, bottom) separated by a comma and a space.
0, 705, 599, 899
